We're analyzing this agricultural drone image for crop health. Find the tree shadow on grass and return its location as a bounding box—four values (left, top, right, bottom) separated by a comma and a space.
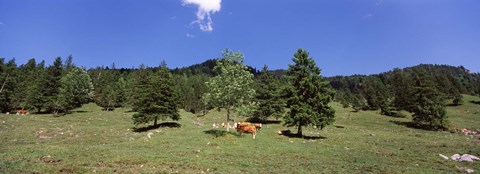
245, 117, 282, 124
469, 100, 480, 105
279, 131, 327, 140
73, 110, 91, 113
132, 122, 181, 132
389, 120, 447, 131
203, 129, 242, 138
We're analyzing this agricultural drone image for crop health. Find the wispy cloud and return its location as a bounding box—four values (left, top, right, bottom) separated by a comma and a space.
186, 33, 195, 38
182, 0, 222, 32
362, 13, 374, 19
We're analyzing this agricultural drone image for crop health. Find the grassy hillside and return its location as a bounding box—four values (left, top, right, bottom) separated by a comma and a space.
1, 95, 479, 173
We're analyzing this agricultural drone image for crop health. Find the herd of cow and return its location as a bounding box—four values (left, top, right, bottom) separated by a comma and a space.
5, 109, 29, 115
212, 122, 262, 139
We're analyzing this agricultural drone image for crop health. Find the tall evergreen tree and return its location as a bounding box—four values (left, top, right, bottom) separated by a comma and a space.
204, 49, 257, 130
391, 68, 415, 111
132, 64, 180, 126
44, 57, 64, 112
253, 65, 284, 120
12, 58, 37, 110
283, 49, 335, 137
26, 60, 47, 112
0, 58, 17, 112
411, 68, 447, 130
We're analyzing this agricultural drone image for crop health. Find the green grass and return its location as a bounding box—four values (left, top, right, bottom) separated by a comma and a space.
1, 95, 480, 173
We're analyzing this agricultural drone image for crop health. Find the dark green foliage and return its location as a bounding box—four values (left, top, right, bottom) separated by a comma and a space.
44, 57, 64, 112
391, 69, 415, 111
26, 60, 47, 113
54, 67, 94, 115
351, 94, 366, 112
283, 49, 335, 136
174, 74, 209, 113
91, 67, 126, 110
411, 68, 447, 130
0, 58, 17, 112
132, 65, 180, 126
253, 65, 284, 120
362, 76, 388, 110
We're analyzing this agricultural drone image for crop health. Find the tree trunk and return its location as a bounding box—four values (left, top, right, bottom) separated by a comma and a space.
154, 118, 157, 126
226, 108, 230, 131
297, 124, 303, 137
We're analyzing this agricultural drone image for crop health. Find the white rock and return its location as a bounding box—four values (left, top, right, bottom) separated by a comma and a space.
439, 154, 449, 160
147, 132, 153, 139
460, 154, 479, 162
451, 154, 461, 161
466, 168, 474, 173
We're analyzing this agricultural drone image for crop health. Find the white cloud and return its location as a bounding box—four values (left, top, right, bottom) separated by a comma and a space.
182, 0, 222, 32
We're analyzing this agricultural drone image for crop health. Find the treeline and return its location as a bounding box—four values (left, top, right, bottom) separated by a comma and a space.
329, 64, 480, 115
2, 55, 479, 130
0, 56, 94, 115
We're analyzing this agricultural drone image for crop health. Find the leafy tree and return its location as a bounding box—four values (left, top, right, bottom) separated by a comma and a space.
132, 64, 180, 126
411, 68, 447, 130
204, 49, 257, 130
283, 49, 335, 137
54, 67, 94, 115
253, 65, 284, 120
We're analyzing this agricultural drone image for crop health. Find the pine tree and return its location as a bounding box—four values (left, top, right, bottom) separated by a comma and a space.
44, 57, 64, 112
132, 64, 180, 126
411, 68, 447, 130
204, 49, 257, 130
0, 58, 17, 112
54, 67, 94, 115
26, 60, 47, 113
391, 68, 415, 111
283, 49, 335, 137
253, 65, 284, 120
351, 94, 366, 112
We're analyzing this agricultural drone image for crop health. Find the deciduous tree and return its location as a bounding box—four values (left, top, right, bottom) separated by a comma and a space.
204, 49, 257, 130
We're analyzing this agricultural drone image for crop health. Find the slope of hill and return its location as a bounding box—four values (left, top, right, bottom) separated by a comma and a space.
1, 95, 479, 173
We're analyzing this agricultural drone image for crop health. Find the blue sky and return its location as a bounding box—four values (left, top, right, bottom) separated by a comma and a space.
1, 0, 479, 76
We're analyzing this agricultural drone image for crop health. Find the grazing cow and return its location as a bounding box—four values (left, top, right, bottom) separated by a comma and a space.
254, 123, 262, 130
235, 122, 257, 139
17, 109, 29, 115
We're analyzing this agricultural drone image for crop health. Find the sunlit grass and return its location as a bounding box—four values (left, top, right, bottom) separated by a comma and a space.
1, 95, 479, 173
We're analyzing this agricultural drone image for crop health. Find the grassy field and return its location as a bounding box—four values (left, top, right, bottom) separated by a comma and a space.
1, 95, 479, 173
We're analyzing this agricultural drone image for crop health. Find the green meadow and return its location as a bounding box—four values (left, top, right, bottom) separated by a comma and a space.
1, 95, 479, 173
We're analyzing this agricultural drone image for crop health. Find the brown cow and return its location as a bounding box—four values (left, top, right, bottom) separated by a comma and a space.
235, 122, 257, 139
17, 109, 29, 115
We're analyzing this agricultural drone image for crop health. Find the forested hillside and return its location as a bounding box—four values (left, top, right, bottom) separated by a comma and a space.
1, 57, 479, 125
